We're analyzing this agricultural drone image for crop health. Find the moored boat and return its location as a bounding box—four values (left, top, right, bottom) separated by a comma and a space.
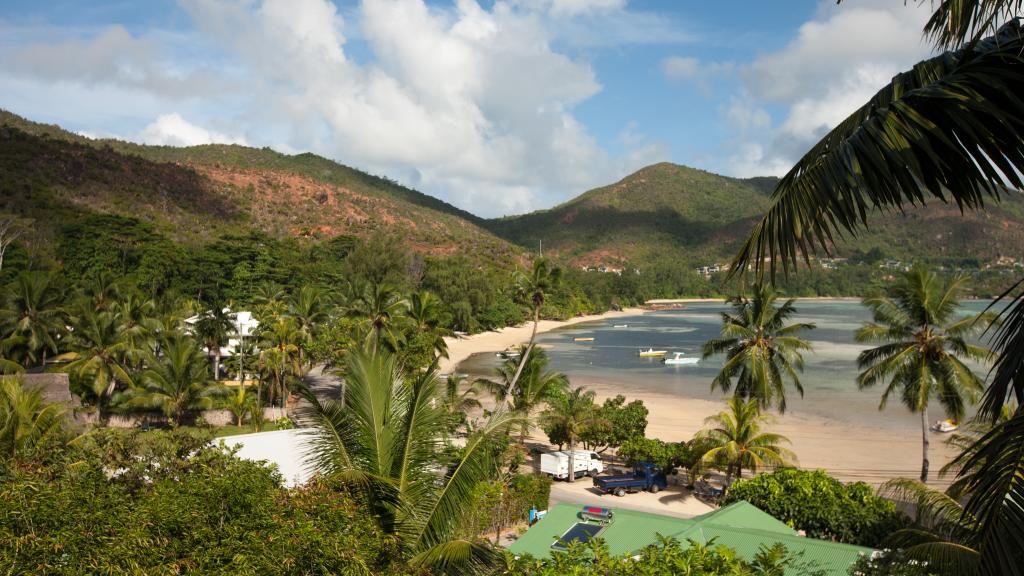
663, 352, 699, 365
574, 337, 595, 342
638, 348, 667, 357
931, 419, 959, 433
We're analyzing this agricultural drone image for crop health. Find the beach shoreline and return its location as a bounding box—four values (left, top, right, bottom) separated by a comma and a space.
439, 307, 645, 374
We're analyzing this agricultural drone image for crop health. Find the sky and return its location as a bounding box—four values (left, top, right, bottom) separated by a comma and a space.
0, 0, 936, 217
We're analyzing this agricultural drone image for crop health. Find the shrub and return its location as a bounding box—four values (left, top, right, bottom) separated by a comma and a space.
723, 468, 906, 547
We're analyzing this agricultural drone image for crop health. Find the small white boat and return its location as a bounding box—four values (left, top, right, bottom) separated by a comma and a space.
931, 419, 959, 433
496, 347, 521, 359
613, 324, 628, 328
638, 348, 667, 357
663, 352, 699, 365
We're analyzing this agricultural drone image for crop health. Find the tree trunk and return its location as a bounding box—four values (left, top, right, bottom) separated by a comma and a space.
214, 350, 221, 381
920, 407, 930, 483
507, 307, 540, 396
568, 436, 576, 482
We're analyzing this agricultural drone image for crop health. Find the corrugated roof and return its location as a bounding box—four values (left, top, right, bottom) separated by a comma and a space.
506, 501, 873, 575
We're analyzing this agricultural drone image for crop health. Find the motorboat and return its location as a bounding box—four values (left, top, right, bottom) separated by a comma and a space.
496, 347, 522, 359
613, 324, 628, 328
663, 352, 699, 365
638, 348, 667, 357
931, 419, 959, 433
574, 337, 595, 342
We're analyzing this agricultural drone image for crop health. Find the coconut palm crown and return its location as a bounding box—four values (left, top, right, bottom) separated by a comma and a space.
702, 284, 815, 413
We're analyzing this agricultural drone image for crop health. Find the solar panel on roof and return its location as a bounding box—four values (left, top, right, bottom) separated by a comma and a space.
551, 522, 603, 550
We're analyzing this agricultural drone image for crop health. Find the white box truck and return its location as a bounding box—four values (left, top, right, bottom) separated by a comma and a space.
540, 450, 604, 481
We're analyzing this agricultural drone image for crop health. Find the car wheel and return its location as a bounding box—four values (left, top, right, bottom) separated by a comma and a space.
590, 469, 599, 477
649, 484, 661, 494
614, 488, 626, 497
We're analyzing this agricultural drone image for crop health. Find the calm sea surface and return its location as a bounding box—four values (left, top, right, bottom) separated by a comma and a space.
459, 300, 1000, 430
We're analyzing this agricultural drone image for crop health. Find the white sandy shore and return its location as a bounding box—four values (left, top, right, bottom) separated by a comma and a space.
448, 305, 961, 489
439, 307, 644, 374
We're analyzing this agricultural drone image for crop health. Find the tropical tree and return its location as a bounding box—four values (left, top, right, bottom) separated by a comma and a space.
347, 282, 408, 352
0, 335, 25, 375
727, 4, 1024, 572
193, 306, 236, 381
258, 317, 304, 418
408, 290, 452, 358
287, 285, 329, 366
0, 376, 67, 466
300, 346, 519, 573
80, 271, 121, 313
58, 307, 136, 422
696, 396, 796, 485
507, 258, 562, 395
539, 386, 600, 482
479, 347, 568, 443
114, 292, 160, 360
223, 384, 255, 427
0, 272, 66, 368
701, 284, 815, 413
855, 267, 994, 482
121, 335, 224, 426
441, 373, 482, 437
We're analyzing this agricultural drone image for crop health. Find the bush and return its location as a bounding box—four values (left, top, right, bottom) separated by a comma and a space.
723, 468, 906, 547
848, 549, 938, 576
617, 437, 686, 472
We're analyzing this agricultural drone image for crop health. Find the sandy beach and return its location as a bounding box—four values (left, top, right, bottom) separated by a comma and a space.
449, 306, 962, 489
439, 307, 644, 374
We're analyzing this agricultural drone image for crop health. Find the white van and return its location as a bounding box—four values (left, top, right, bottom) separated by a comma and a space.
540, 450, 604, 481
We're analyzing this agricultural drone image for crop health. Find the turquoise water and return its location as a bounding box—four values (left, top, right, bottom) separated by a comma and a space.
459, 300, 999, 430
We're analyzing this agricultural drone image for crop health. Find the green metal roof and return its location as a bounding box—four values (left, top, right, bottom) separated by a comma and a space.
506, 501, 873, 575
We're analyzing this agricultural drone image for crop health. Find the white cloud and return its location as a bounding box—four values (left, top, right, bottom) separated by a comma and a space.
139, 113, 248, 146
661, 56, 699, 80
719, 0, 933, 177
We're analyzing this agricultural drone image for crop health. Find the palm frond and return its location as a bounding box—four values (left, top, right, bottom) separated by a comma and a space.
731, 21, 1024, 280
923, 0, 1023, 49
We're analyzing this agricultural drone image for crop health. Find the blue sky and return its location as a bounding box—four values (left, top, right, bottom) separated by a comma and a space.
0, 1, 934, 216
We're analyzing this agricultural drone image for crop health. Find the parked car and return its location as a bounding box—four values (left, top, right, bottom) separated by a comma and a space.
540, 450, 604, 481
592, 462, 668, 496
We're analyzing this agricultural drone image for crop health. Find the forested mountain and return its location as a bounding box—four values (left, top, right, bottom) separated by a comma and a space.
487, 162, 1024, 269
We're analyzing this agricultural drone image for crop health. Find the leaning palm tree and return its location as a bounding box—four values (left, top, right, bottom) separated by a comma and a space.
478, 347, 568, 443
57, 306, 137, 423
701, 284, 815, 413
539, 386, 599, 482
441, 374, 482, 437
0, 376, 67, 466
728, 4, 1024, 572
300, 346, 520, 573
696, 396, 796, 485
505, 258, 562, 396
856, 267, 994, 482
0, 272, 66, 368
121, 334, 224, 426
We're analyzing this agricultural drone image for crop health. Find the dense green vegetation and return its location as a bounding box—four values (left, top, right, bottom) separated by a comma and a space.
723, 469, 906, 548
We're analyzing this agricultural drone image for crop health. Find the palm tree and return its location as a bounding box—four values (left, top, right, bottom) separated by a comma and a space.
80, 271, 121, 313
479, 347, 568, 443
0, 334, 25, 375
855, 267, 994, 482
0, 376, 67, 466
287, 285, 329, 366
727, 5, 1024, 572
114, 292, 160, 360
300, 346, 519, 572
193, 305, 236, 381
507, 258, 562, 396
258, 317, 304, 418
539, 386, 599, 482
441, 373, 481, 437
701, 284, 815, 413
347, 282, 408, 352
0, 272, 66, 368
58, 307, 137, 422
696, 396, 796, 485
223, 384, 254, 427
122, 334, 225, 426
408, 290, 452, 358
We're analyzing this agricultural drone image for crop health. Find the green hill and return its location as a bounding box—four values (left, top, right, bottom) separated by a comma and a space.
0, 110, 514, 263
486, 162, 1024, 269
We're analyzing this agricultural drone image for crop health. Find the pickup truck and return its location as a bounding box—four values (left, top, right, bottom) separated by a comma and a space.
592, 462, 668, 497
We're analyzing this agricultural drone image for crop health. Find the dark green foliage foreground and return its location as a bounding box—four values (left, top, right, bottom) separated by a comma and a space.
0, 429, 412, 576
501, 538, 826, 576
723, 469, 906, 548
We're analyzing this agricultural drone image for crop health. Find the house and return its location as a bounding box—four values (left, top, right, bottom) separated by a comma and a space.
507, 501, 873, 575
183, 308, 260, 358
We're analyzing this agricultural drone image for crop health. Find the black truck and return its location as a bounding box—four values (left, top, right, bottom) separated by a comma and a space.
592, 462, 669, 497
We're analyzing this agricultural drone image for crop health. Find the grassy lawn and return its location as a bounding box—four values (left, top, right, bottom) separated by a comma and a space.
212, 422, 289, 437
